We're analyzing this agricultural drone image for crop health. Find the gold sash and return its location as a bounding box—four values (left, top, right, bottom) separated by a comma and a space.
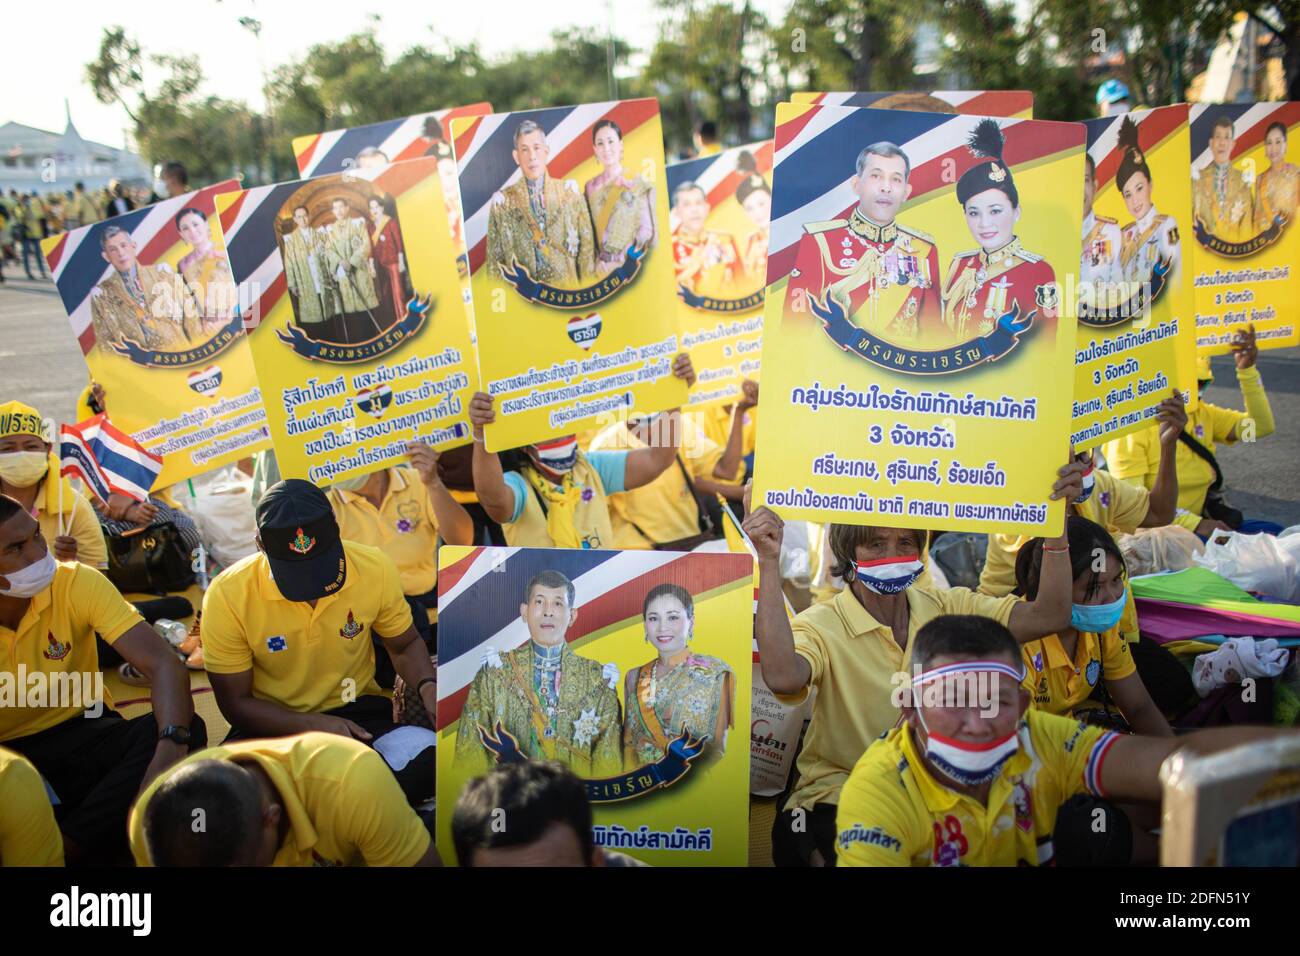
634, 664, 671, 755
505, 650, 556, 760
592, 182, 626, 246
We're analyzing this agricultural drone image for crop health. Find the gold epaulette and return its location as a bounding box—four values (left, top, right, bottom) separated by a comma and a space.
802, 218, 848, 235
1095, 214, 1118, 224
896, 222, 936, 246
951, 249, 980, 261
1016, 247, 1044, 263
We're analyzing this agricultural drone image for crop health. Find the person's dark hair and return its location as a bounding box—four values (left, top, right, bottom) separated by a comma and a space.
735, 150, 770, 205
423, 115, 446, 142
1115, 115, 1152, 191
592, 119, 622, 143
0, 494, 24, 526
1265, 120, 1287, 141
698, 121, 718, 144
856, 141, 911, 178
141, 760, 263, 866
452, 760, 593, 866
1212, 115, 1235, 136
173, 206, 207, 230
525, 569, 576, 607
956, 118, 1019, 208
828, 524, 927, 580
1014, 514, 1125, 603
913, 614, 1020, 673
161, 161, 188, 187
293, 204, 309, 217
99, 224, 129, 250
642, 582, 694, 620
367, 194, 395, 217
75, 181, 85, 191
672, 180, 706, 205
1084, 153, 1096, 179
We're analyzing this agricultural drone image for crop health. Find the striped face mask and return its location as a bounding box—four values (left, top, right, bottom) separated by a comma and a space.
854, 556, 924, 594
1074, 460, 1095, 503
913, 660, 1024, 787
531, 437, 578, 474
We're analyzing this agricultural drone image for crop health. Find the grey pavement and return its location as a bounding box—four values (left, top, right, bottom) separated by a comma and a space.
0, 258, 1297, 527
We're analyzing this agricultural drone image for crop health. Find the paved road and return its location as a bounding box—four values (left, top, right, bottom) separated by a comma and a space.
1, 260, 1297, 527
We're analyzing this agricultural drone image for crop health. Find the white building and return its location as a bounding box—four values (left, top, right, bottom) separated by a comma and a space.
0, 105, 148, 195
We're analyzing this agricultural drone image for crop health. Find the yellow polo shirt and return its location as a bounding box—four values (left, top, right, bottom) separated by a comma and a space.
589, 417, 741, 549
836, 710, 1119, 866
201, 542, 413, 714
327, 467, 439, 597
978, 470, 1149, 598
129, 733, 431, 867
782, 583, 1018, 812
696, 405, 758, 459
0, 746, 64, 865
33, 459, 108, 570
1106, 366, 1275, 532
1021, 627, 1136, 716
0, 562, 140, 741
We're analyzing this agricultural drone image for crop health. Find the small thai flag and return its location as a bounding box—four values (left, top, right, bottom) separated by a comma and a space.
59, 414, 163, 503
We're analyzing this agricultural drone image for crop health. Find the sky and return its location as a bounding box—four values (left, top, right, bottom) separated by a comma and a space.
6, 0, 790, 148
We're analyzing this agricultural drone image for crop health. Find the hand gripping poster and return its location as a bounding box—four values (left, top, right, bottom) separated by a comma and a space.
41, 182, 271, 487
1073, 105, 1197, 450
666, 142, 771, 409
216, 156, 476, 485
436, 546, 752, 865
1189, 102, 1300, 354
452, 99, 688, 451
791, 90, 1034, 119
752, 103, 1085, 535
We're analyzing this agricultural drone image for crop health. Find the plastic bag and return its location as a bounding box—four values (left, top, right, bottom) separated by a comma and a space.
181, 468, 258, 569
1116, 526, 1205, 577
1192, 528, 1300, 602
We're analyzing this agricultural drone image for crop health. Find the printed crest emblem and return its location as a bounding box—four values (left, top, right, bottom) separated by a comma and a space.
1085, 659, 1101, 686
988, 163, 1007, 183
187, 365, 223, 395
289, 527, 315, 554
339, 610, 363, 640
354, 383, 393, 419
1035, 282, 1060, 310
42, 632, 71, 661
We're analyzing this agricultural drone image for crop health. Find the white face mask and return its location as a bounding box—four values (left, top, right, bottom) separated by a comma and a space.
0, 551, 57, 598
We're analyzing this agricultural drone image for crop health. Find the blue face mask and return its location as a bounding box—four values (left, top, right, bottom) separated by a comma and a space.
1070, 593, 1127, 633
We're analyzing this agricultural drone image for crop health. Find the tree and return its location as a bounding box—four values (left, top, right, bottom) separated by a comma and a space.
770, 0, 917, 100
1200, 2, 1300, 100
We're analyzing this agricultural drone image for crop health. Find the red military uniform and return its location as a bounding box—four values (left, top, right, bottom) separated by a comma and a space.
784, 208, 942, 345
672, 225, 742, 295
941, 237, 1058, 341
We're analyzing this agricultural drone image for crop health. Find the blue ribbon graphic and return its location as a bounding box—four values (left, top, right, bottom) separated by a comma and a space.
111, 313, 244, 369
276, 296, 432, 363
500, 244, 645, 309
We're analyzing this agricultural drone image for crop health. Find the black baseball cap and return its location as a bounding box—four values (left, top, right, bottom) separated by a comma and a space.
256, 479, 346, 602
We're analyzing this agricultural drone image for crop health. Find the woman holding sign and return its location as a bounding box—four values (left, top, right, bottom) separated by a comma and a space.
584, 119, 656, 277
942, 120, 1058, 343
623, 583, 734, 768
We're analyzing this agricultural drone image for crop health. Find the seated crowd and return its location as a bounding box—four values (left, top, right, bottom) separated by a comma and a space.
0, 327, 1294, 867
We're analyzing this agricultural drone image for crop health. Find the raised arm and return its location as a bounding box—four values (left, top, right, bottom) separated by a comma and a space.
407, 441, 474, 545
743, 499, 812, 695
466, 391, 517, 525
1139, 390, 1186, 527
1006, 457, 1087, 641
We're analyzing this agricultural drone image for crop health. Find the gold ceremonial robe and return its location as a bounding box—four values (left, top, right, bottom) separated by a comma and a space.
89, 263, 201, 350
1256, 163, 1300, 230
486, 174, 595, 287
322, 216, 379, 313
282, 226, 337, 325
1193, 163, 1254, 242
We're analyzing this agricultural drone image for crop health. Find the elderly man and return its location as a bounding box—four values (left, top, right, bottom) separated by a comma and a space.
321, 197, 380, 342
89, 225, 200, 349
282, 205, 338, 334
486, 119, 595, 287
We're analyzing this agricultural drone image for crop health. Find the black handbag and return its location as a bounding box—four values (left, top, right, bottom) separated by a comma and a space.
1176, 431, 1244, 529
105, 522, 196, 594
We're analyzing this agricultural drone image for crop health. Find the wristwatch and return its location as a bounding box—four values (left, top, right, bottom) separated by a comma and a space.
158, 724, 192, 746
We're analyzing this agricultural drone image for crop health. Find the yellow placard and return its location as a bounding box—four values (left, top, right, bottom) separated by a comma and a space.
1072, 105, 1198, 450
667, 142, 770, 409
1190, 103, 1300, 355
215, 157, 477, 485
41, 182, 271, 487
752, 103, 1084, 536
451, 100, 688, 451
435, 546, 753, 865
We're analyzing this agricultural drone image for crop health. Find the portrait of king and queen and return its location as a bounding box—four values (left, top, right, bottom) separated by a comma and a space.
454, 573, 734, 782
1192, 112, 1298, 247
784, 118, 1058, 352
1080, 114, 1182, 317
485, 118, 659, 289
276, 178, 412, 345
88, 205, 238, 355
670, 149, 772, 300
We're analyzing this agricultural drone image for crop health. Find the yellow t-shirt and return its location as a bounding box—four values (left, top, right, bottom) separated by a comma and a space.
1021, 627, 1136, 716
977, 470, 1149, 598
696, 405, 758, 460
129, 732, 431, 867
589, 417, 740, 549
0, 562, 140, 741
782, 584, 1018, 812
836, 710, 1118, 866
201, 542, 413, 714
33, 459, 108, 570
0, 746, 64, 865
1103, 367, 1273, 532
328, 467, 439, 597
